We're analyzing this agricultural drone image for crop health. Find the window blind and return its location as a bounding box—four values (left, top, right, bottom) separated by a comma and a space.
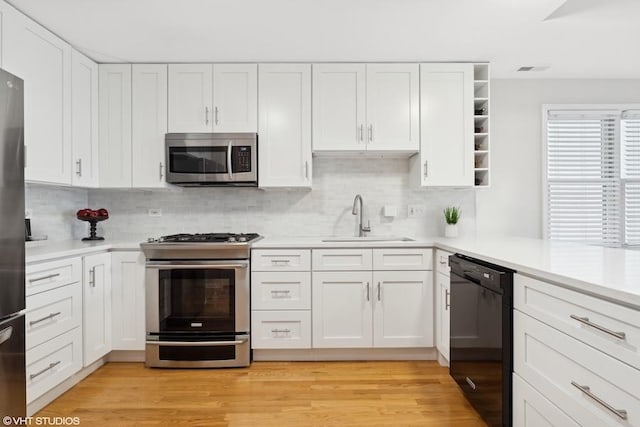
622, 110, 640, 245
546, 112, 621, 245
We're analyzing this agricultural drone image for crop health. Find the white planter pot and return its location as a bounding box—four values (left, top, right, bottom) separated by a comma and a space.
444, 224, 458, 238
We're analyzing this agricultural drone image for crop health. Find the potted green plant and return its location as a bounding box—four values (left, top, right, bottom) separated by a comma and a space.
444, 206, 461, 238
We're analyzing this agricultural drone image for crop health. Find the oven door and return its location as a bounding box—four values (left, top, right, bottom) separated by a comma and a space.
165, 133, 257, 185
145, 260, 250, 368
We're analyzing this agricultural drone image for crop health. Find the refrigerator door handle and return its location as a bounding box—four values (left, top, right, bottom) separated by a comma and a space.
0, 325, 13, 345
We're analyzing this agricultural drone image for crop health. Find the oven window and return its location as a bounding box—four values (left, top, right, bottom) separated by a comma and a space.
169, 146, 228, 174
158, 269, 236, 333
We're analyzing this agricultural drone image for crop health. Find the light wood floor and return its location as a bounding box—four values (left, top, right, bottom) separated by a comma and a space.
37, 361, 486, 426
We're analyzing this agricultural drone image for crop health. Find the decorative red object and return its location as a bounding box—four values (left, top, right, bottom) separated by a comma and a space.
76, 208, 109, 241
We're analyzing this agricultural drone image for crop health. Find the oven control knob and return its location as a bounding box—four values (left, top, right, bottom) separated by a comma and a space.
238, 236, 247, 242
228, 236, 237, 243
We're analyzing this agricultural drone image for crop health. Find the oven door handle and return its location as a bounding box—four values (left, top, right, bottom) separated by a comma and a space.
146, 261, 248, 269
147, 338, 249, 347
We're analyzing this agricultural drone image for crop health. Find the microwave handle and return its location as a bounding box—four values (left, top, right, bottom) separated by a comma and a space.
227, 141, 233, 178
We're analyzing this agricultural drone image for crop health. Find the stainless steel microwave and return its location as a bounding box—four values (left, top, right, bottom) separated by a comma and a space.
165, 133, 258, 186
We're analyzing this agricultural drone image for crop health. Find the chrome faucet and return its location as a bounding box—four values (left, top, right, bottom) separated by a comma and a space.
352, 194, 371, 237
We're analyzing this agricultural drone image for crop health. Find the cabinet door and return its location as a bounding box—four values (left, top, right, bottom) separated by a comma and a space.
372, 271, 432, 348
132, 64, 167, 188
435, 272, 451, 361
365, 64, 419, 152
111, 251, 145, 351
312, 64, 366, 151
212, 64, 257, 132
167, 64, 212, 132
513, 374, 581, 427
258, 64, 312, 188
71, 50, 99, 187
418, 63, 473, 186
4, 12, 72, 184
312, 271, 373, 348
99, 64, 132, 188
83, 252, 112, 366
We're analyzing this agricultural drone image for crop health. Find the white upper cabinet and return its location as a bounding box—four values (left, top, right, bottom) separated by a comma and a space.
411, 63, 473, 187
312, 64, 366, 151
258, 64, 312, 188
4, 10, 72, 185
167, 64, 212, 133
366, 64, 420, 152
312, 63, 419, 154
132, 64, 167, 188
99, 64, 132, 188
71, 50, 99, 187
168, 64, 257, 133
212, 64, 257, 132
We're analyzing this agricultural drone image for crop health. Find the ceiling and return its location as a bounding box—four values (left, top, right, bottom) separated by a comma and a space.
7, 0, 640, 78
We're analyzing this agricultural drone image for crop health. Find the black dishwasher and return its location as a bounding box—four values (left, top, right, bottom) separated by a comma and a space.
449, 254, 514, 427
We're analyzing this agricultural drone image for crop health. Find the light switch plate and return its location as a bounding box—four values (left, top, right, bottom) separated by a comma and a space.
407, 204, 426, 218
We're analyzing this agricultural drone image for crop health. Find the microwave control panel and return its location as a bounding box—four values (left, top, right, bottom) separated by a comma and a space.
232, 146, 252, 173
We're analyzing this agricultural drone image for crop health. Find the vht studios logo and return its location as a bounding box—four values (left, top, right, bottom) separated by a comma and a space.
2, 417, 80, 426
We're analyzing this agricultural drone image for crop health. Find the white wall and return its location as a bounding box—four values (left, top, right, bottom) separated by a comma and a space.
476, 79, 640, 238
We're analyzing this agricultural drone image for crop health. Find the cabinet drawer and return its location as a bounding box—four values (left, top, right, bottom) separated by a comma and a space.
515, 274, 640, 370
514, 311, 639, 427
251, 272, 311, 310
251, 311, 311, 349
513, 373, 580, 427
26, 257, 82, 296
26, 326, 83, 403
26, 282, 82, 350
251, 249, 311, 271
312, 249, 372, 271
372, 248, 432, 270
435, 249, 453, 276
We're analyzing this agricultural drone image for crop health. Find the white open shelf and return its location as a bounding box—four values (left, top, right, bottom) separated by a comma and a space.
473, 63, 490, 187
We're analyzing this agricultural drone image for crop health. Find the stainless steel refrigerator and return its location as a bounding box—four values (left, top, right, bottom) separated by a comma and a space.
0, 68, 26, 419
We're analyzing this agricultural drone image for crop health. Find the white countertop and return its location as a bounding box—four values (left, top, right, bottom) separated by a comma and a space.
26, 235, 640, 309
255, 235, 640, 309
26, 239, 142, 263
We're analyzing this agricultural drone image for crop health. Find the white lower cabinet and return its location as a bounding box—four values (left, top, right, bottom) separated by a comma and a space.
372, 271, 432, 347
251, 311, 311, 349
435, 272, 450, 360
312, 266, 432, 349
513, 374, 580, 427
312, 271, 373, 348
111, 251, 146, 351
83, 253, 112, 366
26, 327, 83, 404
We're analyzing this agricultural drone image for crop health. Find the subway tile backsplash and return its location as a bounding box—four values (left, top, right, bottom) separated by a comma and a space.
27, 158, 477, 242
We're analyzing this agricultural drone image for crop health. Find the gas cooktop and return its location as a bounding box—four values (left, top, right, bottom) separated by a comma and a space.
154, 233, 261, 244
141, 233, 262, 260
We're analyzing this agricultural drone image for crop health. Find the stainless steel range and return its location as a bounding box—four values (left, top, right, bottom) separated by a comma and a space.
141, 233, 262, 368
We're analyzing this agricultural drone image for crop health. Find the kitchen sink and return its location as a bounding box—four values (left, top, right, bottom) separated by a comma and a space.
321, 236, 414, 242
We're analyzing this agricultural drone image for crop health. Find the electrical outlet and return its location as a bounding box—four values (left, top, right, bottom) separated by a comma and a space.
25, 209, 33, 218
407, 204, 426, 218
148, 209, 162, 217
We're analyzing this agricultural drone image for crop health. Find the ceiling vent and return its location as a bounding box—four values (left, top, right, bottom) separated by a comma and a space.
517, 66, 550, 72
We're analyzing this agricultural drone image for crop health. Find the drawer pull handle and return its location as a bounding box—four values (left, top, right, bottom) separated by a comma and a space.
29, 312, 62, 327
366, 282, 370, 301
377, 282, 381, 302
271, 259, 291, 266
439, 257, 447, 265
571, 381, 628, 420
270, 290, 291, 298
271, 329, 291, 337
29, 273, 61, 283
30, 361, 61, 380
569, 315, 626, 340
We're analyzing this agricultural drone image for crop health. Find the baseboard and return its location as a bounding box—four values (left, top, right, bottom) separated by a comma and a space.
253, 347, 436, 361
107, 350, 145, 362
27, 357, 106, 416
437, 352, 450, 367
